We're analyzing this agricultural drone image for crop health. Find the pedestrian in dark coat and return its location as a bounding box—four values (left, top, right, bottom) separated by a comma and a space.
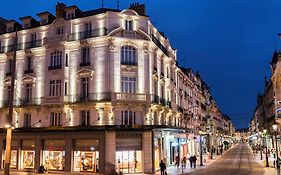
159, 160, 166, 175
189, 156, 193, 168
193, 155, 197, 168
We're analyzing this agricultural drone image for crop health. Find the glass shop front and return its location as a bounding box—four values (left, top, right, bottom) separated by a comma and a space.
73, 139, 100, 173
42, 140, 65, 171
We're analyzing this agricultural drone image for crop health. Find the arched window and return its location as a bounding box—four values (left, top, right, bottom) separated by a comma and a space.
50, 51, 62, 69
121, 46, 136, 65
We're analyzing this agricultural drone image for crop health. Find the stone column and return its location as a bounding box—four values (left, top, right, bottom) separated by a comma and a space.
34, 135, 42, 172
143, 131, 153, 174
64, 135, 72, 172
105, 131, 116, 174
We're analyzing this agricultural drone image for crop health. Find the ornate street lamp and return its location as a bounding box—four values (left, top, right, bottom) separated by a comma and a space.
199, 130, 203, 166
263, 129, 269, 167
273, 124, 280, 170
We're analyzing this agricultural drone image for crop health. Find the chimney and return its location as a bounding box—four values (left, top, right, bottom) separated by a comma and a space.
129, 3, 146, 16
0, 17, 7, 33
56, 2, 66, 18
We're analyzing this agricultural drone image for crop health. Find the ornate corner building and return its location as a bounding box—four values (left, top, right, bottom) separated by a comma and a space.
0, 3, 235, 174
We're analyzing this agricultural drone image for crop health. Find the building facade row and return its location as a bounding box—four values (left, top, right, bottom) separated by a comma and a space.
0, 3, 235, 174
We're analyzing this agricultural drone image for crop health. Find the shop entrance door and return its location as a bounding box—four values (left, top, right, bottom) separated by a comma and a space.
116, 151, 142, 174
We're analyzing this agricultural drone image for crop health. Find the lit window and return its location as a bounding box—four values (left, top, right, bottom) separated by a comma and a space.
56, 27, 64, 35
121, 76, 136, 93
23, 113, 31, 128
121, 46, 136, 65
81, 110, 90, 126
50, 51, 62, 69
81, 47, 90, 66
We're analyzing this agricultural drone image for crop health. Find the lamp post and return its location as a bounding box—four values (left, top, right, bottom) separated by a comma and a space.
259, 131, 263, 160
220, 134, 223, 154
273, 124, 280, 172
263, 129, 269, 167
199, 130, 203, 166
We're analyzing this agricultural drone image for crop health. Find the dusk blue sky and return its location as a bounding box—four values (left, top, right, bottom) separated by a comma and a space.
1, 0, 281, 129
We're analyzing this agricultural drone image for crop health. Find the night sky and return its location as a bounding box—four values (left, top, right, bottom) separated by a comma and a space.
1, 0, 281, 129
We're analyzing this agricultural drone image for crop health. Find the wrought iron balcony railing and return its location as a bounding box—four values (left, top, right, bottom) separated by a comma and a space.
68, 28, 107, 41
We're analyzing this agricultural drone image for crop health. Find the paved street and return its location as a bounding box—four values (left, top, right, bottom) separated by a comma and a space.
186, 143, 274, 175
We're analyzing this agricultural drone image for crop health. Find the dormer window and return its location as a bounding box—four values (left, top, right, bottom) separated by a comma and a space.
125, 20, 133, 30
41, 18, 48, 25
7, 26, 13, 32
23, 22, 30, 29
56, 27, 64, 35
67, 12, 75, 20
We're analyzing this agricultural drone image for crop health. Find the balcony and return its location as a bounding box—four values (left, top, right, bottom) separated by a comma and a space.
113, 93, 147, 102
44, 35, 65, 45
68, 28, 107, 41
121, 61, 137, 66
18, 40, 43, 50
18, 98, 41, 106
65, 92, 111, 103
24, 69, 33, 74
151, 34, 168, 56
48, 65, 62, 70
80, 62, 91, 67
42, 96, 64, 105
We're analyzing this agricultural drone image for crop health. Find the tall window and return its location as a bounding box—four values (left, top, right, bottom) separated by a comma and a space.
121, 46, 136, 65
6, 59, 12, 75
84, 22, 92, 38
81, 47, 90, 65
49, 80, 61, 96
81, 110, 90, 126
26, 84, 32, 101
121, 110, 135, 125
121, 77, 136, 93
81, 78, 89, 99
50, 51, 62, 68
6, 86, 11, 101
30, 33, 36, 47
125, 20, 133, 30
50, 112, 61, 127
25, 57, 33, 73
154, 81, 158, 96
24, 113, 31, 128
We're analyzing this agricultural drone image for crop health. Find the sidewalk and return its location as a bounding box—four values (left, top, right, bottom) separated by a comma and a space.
253, 152, 277, 175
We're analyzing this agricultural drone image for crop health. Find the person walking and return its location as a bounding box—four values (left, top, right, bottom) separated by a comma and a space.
182, 156, 186, 168
159, 160, 166, 175
189, 155, 193, 168
193, 155, 197, 168
175, 156, 180, 168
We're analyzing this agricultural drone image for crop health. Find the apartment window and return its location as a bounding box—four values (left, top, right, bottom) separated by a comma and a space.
6, 59, 12, 75
81, 78, 89, 99
64, 82, 68, 95
24, 22, 30, 29
25, 57, 33, 74
81, 110, 90, 126
84, 22, 92, 38
121, 111, 136, 125
121, 77, 136, 93
26, 84, 32, 101
166, 67, 169, 78
41, 18, 48, 25
161, 59, 164, 74
81, 47, 90, 66
161, 86, 164, 98
154, 81, 158, 96
7, 26, 13, 32
50, 112, 61, 127
125, 20, 133, 30
121, 46, 136, 65
65, 53, 68, 67
67, 13, 75, 20
49, 80, 61, 96
50, 51, 62, 69
56, 27, 64, 35
24, 113, 31, 128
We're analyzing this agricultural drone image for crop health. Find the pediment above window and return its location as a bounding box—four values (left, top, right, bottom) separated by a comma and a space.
108, 27, 150, 41
77, 67, 94, 78
21, 75, 36, 84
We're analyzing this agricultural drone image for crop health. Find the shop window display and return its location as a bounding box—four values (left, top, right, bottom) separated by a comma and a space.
21, 150, 35, 169
3, 150, 17, 169
74, 151, 99, 172
43, 151, 65, 170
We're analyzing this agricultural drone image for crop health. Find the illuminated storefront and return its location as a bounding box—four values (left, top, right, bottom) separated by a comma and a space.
115, 135, 143, 173
43, 140, 65, 171
2, 140, 18, 169
20, 140, 35, 169
73, 140, 99, 173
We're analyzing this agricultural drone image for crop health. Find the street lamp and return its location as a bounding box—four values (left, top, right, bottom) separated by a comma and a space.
199, 130, 203, 166
259, 131, 263, 160
273, 124, 280, 170
263, 129, 269, 167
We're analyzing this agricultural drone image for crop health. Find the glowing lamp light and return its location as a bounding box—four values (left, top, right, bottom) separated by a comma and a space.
4, 124, 10, 128
273, 124, 278, 132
